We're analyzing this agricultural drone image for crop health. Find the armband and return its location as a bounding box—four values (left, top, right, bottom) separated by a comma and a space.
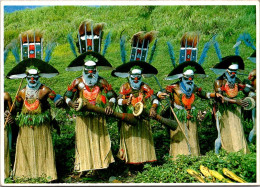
109, 98, 116, 103
54, 94, 62, 103
65, 90, 74, 99
153, 99, 159, 105
66, 98, 71, 105
118, 98, 123, 106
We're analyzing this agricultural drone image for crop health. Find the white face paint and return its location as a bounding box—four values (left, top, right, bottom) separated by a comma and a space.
129, 69, 142, 90
82, 66, 99, 86
26, 69, 41, 88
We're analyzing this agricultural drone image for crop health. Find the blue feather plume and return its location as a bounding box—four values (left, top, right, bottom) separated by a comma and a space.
167, 41, 175, 67
148, 39, 158, 64
213, 35, 222, 61
242, 33, 256, 50
234, 34, 243, 55
120, 35, 126, 63
10, 40, 20, 63
67, 33, 77, 57
198, 40, 212, 65
102, 32, 111, 56
4, 48, 10, 63
44, 42, 56, 63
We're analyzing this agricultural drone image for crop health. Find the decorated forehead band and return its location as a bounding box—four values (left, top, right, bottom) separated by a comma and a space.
183, 69, 194, 76
228, 64, 238, 71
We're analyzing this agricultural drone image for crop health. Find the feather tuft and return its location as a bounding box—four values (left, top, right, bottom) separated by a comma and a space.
4, 47, 10, 64
181, 32, 200, 48
102, 32, 111, 56
20, 29, 43, 43
93, 22, 105, 35
242, 33, 256, 50
78, 20, 92, 36
120, 35, 127, 63
10, 39, 20, 63
167, 41, 176, 67
67, 33, 77, 57
131, 31, 145, 47
144, 31, 158, 47
148, 39, 158, 64
213, 35, 222, 61
198, 39, 213, 65
44, 42, 56, 63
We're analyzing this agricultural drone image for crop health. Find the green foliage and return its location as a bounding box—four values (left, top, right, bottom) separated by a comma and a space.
134, 148, 256, 183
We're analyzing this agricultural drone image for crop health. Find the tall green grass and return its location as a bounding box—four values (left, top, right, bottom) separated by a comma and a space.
4, 5, 256, 102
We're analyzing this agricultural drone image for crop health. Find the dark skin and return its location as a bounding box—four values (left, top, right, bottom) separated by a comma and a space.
158, 78, 223, 119
248, 69, 256, 89
4, 92, 15, 124
16, 85, 58, 111
65, 77, 114, 115
214, 78, 249, 108
122, 93, 158, 118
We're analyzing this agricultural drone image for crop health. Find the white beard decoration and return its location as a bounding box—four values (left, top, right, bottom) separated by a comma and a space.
83, 70, 99, 86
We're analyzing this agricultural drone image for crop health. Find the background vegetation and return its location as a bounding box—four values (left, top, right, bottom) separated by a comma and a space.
4, 5, 256, 183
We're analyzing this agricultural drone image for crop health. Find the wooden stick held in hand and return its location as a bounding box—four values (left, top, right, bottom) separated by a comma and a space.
4, 78, 24, 128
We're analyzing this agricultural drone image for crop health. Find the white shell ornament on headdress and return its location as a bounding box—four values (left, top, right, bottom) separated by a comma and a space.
84, 61, 96, 67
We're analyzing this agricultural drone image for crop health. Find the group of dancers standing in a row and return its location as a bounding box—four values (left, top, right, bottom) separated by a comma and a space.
4, 20, 256, 181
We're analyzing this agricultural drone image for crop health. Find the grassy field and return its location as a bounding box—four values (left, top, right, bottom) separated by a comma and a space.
3, 5, 257, 183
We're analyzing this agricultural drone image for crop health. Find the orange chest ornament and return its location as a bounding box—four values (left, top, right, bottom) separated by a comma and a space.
181, 93, 195, 110
24, 99, 40, 111
131, 93, 143, 106
223, 83, 238, 98
83, 85, 100, 105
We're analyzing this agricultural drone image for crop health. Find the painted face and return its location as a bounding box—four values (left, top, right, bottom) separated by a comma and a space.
129, 73, 142, 90
26, 69, 40, 88
83, 65, 98, 86
181, 75, 194, 97
225, 69, 237, 87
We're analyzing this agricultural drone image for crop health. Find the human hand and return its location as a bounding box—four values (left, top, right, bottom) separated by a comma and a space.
215, 93, 224, 103
149, 107, 157, 118
158, 93, 169, 100
105, 105, 113, 115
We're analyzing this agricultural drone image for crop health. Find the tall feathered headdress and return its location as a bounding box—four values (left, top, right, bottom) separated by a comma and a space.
112, 30, 158, 78
72, 20, 110, 55
166, 32, 212, 80
66, 20, 113, 71
233, 33, 256, 63
6, 30, 58, 79
179, 32, 200, 64
129, 30, 158, 62
210, 35, 245, 75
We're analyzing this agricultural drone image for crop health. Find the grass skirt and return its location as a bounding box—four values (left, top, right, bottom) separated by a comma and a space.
117, 120, 157, 164
170, 120, 200, 160
220, 107, 249, 153
74, 115, 114, 172
13, 124, 57, 181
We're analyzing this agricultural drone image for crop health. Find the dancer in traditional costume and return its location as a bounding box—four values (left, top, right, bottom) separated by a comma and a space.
158, 33, 223, 160
233, 33, 256, 143
6, 30, 62, 181
4, 92, 15, 179
64, 20, 116, 175
210, 35, 255, 154
112, 31, 159, 165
